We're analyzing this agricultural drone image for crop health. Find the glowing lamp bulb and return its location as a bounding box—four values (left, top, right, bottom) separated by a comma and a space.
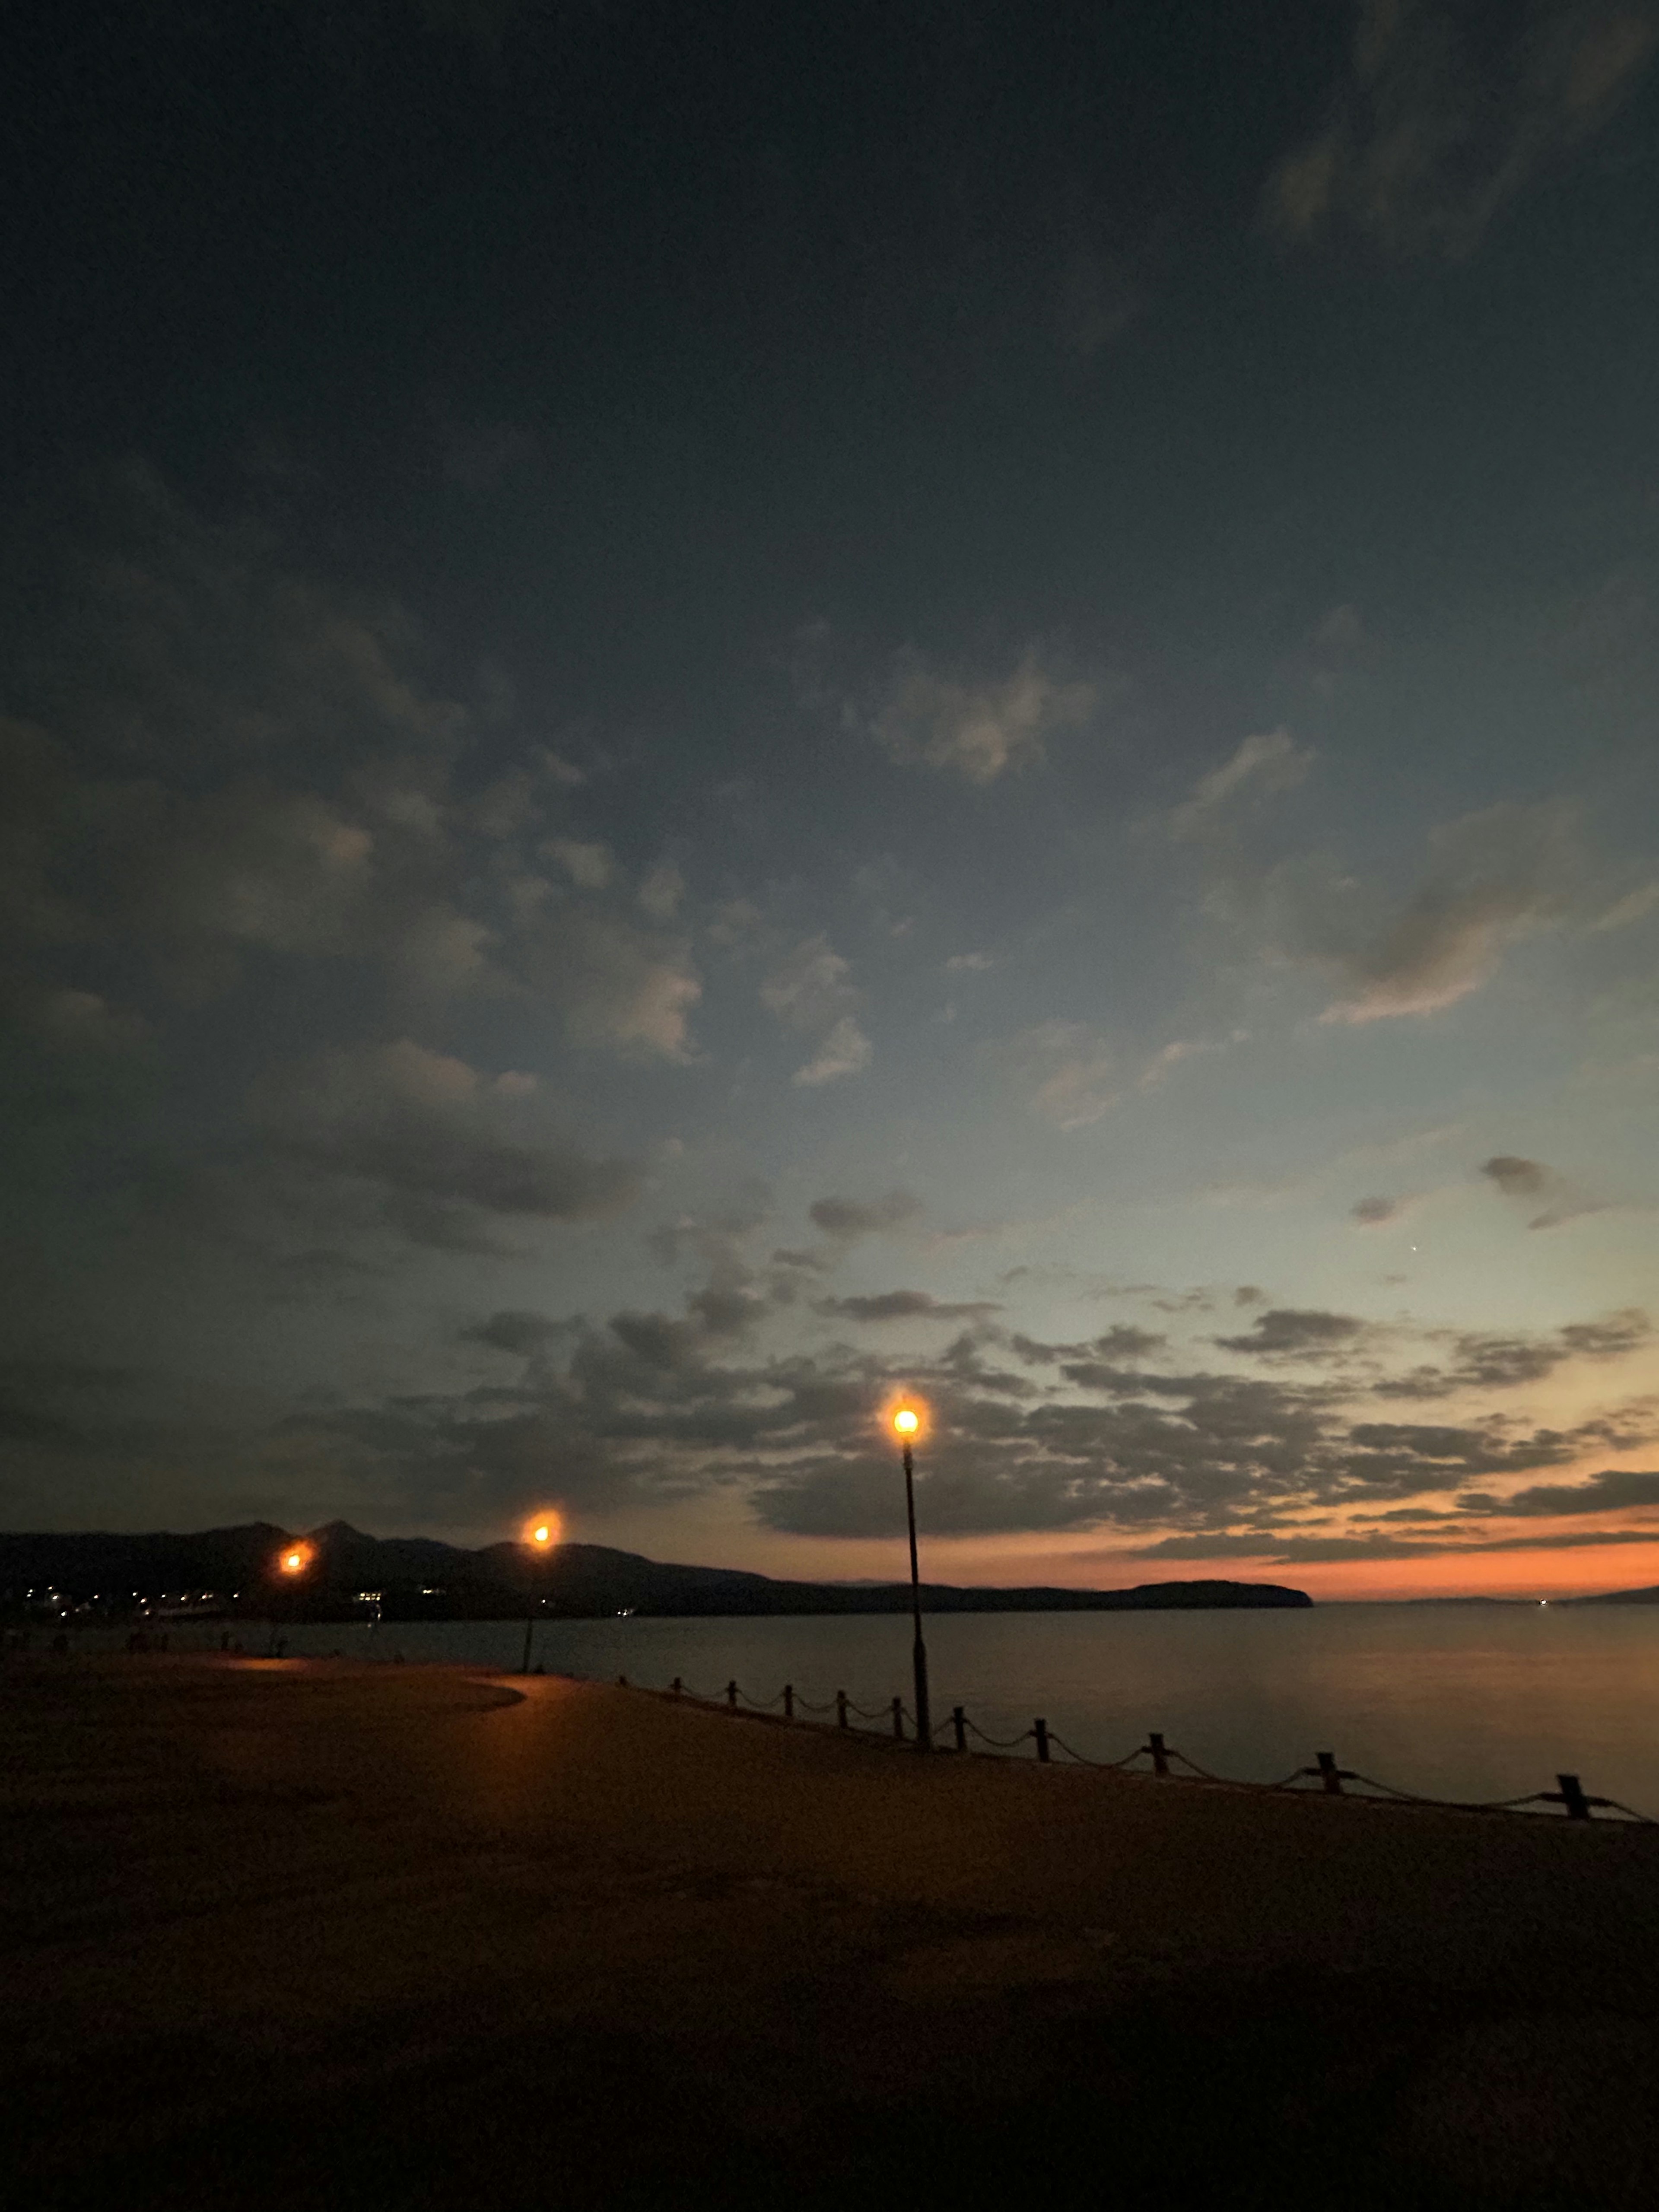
281, 1551, 303, 1574
532, 1524, 550, 1546
893, 1408, 919, 1436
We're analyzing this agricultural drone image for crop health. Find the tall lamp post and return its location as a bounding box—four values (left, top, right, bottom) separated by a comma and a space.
271, 1541, 311, 1656
892, 1405, 931, 1752
521, 1515, 558, 1673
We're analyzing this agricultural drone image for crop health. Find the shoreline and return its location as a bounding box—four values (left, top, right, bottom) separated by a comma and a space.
7, 1656, 1659, 2208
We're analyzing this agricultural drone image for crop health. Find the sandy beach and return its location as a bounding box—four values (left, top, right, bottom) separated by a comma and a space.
5, 1655, 1658, 2209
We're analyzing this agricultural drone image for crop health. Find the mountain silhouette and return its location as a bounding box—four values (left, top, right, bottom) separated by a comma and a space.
0, 1522, 1313, 1617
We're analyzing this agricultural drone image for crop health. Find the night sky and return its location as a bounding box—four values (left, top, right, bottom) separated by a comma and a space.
5, 0, 1659, 1596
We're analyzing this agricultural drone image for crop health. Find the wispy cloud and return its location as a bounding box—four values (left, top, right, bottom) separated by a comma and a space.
1003, 1021, 1119, 1129
1265, 0, 1659, 261
760, 935, 872, 1086
865, 646, 1096, 785
1167, 728, 1314, 840
1321, 801, 1580, 1021
792, 1015, 873, 1087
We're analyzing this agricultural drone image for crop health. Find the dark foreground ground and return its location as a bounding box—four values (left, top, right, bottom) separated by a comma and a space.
4, 1658, 1658, 2211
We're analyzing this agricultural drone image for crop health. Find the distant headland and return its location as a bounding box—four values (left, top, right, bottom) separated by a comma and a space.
0, 1521, 1313, 1620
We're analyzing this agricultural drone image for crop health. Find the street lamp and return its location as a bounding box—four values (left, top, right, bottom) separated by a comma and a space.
521, 1513, 559, 1673
891, 1403, 931, 1752
271, 1540, 311, 1655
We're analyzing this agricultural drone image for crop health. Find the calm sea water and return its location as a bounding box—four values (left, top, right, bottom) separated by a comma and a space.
229, 1602, 1659, 1818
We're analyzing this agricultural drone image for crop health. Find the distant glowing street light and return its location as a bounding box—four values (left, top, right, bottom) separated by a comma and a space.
521, 1511, 561, 1673
270, 1541, 311, 1656
890, 1401, 931, 1751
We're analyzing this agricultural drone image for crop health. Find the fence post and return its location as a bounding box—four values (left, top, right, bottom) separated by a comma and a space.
671, 1676, 683, 1697
1034, 1717, 1050, 1763
783, 1684, 794, 1721
836, 1689, 849, 1729
617, 1674, 629, 1688
952, 1704, 966, 1753
1148, 1731, 1170, 1777
1557, 1772, 1592, 1821
891, 1695, 905, 1741
727, 1678, 738, 1710
1316, 1751, 1343, 1796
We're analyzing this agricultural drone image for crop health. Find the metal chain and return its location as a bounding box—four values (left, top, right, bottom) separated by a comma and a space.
1045, 1731, 1147, 1770
964, 1718, 1036, 1751
644, 1681, 1657, 1822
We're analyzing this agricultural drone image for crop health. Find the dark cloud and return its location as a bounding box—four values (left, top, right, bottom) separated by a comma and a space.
808, 1190, 923, 1240
816, 1290, 1002, 1324
1213, 1308, 1368, 1358
998, 1322, 1148, 1372
1343, 1421, 1583, 1481
1007, 1332, 1089, 1365
1351, 1195, 1398, 1226
752, 1448, 1132, 1540
770, 1248, 830, 1274
1479, 1152, 1604, 1230
687, 1283, 769, 1338
0, 461, 465, 785
250, 1040, 640, 1240
1093, 1324, 1168, 1359
1139, 1528, 1659, 1564
1463, 1468, 1659, 1518
1373, 1309, 1650, 1399
1483, 1154, 1549, 1198
6, 1271, 1651, 1547
1561, 1312, 1653, 1357
462, 1310, 573, 1357
0, 466, 711, 1065
647, 1192, 772, 1272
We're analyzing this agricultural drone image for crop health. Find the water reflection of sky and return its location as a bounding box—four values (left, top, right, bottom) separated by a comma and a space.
203, 1606, 1659, 1821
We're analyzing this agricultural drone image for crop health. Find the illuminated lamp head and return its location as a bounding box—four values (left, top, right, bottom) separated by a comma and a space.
278, 1544, 311, 1577
893, 1406, 920, 1437
523, 1512, 561, 1549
